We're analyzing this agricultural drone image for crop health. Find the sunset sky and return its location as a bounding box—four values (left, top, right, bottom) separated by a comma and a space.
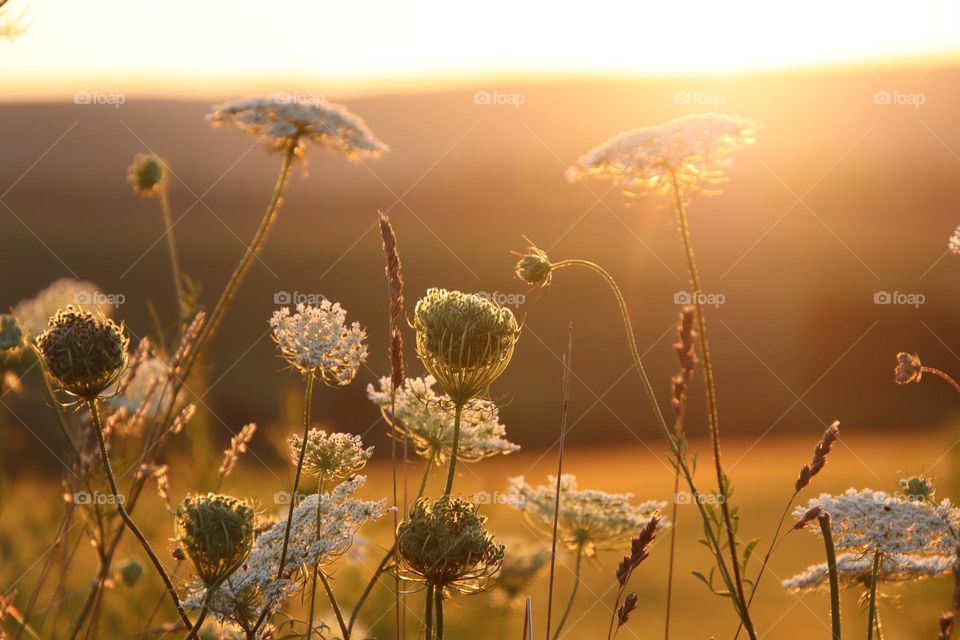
1, 0, 959, 99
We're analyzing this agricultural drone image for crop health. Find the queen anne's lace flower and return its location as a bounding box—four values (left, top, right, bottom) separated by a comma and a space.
367, 375, 519, 464
288, 429, 372, 479
507, 475, 666, 556
208, 95, 388, 158
269, 302, 367, 385
14, 278, 114, 337
494, 538, 551, 603
795, 488, 960, 555
108, 356, 173, 419
950, 225, 960, 256
567, 113, 758, 198
782, 552, 955, 592
192, 476, 384, 625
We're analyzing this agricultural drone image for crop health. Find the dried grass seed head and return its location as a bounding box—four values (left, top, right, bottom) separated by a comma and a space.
783, 552, 955, 592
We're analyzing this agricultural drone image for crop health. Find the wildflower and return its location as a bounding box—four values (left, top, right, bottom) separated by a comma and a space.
900, 476, 936, 502
782, 552, 955, 592
396, 495, 504, 594
0, 314, 24, 366
794, 488, 959, 555
950, 225, 960, 256
269, 301, 367, 385
117, 557, 144, 587
413, 288, 519, 405
894, 352, 923, 385
514, 244, 552, 288
14, 278, 114, 337
108, 355, 173, 418
567, 113, 758, 198
507, 475, 666, 557
287, 429, 372, 480
127, 153, 167, 197
208, 95, 388, 158
494, 538, 550, 603
367, 375, 519, 464
36, 306, 129, 400
174, 494, 255, 588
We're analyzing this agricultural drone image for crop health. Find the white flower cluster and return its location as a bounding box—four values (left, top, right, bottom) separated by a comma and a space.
567, 113, 758, 198
507, 474, 666, 556
367, 375, 520, 464
194, 476, 384, 623
950, 225, 960, 256
14, 278, 113, 337
288, 429, 372, 479
782, 552, 955, 592
794, 488, 959, 555
208, 95, 388, 158
269, 302, 367, 385
108, 356, 172, 419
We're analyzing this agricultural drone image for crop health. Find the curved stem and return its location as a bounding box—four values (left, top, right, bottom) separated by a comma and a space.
86, 398, 191, 629
319, 571, 350, 640
551, 543, 584, 640
434, 585, 444, 640
277, 372, 314, 579
867, 550, 882, 640
922, 367, 960, 396
158, 186, 186, 326
424, 585, 435, 640
442, 403, 464, 497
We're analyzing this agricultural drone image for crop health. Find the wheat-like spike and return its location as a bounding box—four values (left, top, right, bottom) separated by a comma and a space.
172, 312, 206, 376
137, 464, 171, 510
218, 422, 257, 481
168, 403, 195, 436
670, 306, 698, 420
795, 421, 840, 492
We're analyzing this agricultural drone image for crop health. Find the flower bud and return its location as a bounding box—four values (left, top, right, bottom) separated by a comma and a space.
514, 246, 552, 287
174, 493, 255, 588
0, 314, 24, 367
117, 557, 144, 587
127, 153, 167, 197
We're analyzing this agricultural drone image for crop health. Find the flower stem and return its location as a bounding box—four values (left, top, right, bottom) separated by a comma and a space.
425, 584, 435, 640
552, 542, 584, 640
921, 367, 960, 396
442, 403, 463, 497
668, 171, 753, 638
277, 371, 314, 579
319, 571, 350, 640
158, 185, 186, 326
86, 398, 190, 629
307, 476, 326, 640
435, 585, 444, 640
818, 513, 842, 640
867, 550, 882, 640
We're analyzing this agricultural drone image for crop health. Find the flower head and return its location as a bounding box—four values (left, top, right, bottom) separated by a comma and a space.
0, 314, 24, 367
174, 493, 255, 588
269, 301, 367, 385
782, 552, 955, 593
414, 289, 518, 404
894, 352, 923, 385
117, 557, 144, 588
396, 495, 504, 593
514, 244, 552, 288
367, 375, 519, 465
794, 487, 959, 555
507, 475, 667, 557
108, 355, 174, 419
208, 95, 388, 158
127, 153, 167, 197
567, 113, 758, 199
494, 538, 550, 603
949, 225, 960, 256
36, 306, 129, 400
288, 429, 372, 480
14, 278, 114, 337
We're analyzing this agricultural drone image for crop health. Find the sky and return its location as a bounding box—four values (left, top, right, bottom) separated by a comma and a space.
2, 0, 959, 100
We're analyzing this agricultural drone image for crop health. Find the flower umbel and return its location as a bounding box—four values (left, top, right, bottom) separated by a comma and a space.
127, 153, 167, 197
413, 288, 519, 405
36, 306, 129, 400
287, 429, 372, 480
269, 301, 368, 385
783, 552, 955, 592
14, 278, 114, 337
174, 493, 255, 588
494, 539, 550, 603
949, 225, 960, 256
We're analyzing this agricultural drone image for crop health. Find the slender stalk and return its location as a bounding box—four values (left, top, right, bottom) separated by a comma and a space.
442, 403, 464, 497
319, 571, 350, 640
425, 585, 435, 640
663, 463, 680, 640
85, 398, 190, 629
818, 514, 842, 640
277, 372, 314, 579
552, 543, 584, 640
307, 476, 326, 640
867, 550, 882, 640
668, 171, 753, 637
922, 367, 960, 396
546, 332, 572, 640
158, 186, 186, 325
434, 586, 444, 640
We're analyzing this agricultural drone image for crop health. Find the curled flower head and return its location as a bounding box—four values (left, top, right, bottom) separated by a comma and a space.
894, 352, 922, 385
126, 153, 166, 197
367, 375, 519, 465
208, 95, 388, 158
14, 278, 114, 337
567, 113, 758, 199
414, 289, 519, 404
396, 495, 504, 593
494, 538, 550, 602
288, 429, 372, 480
782, 552, 955, 593
0, 314, 24, 367
949, 225, 960, 256
514, 244, 552, 288
174, 493, 255, 588
269, 301, 368, 385
36, 306, 129, 400
507, 475, 667, 557
794, 487, 959, 555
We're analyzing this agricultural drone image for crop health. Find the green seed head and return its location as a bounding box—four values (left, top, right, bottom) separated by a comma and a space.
174, 493, 255, 588
413, 288, 518, 404
899, 476, 936, 503
514, 245, 552, 287
35, 306, 128, 400
127, 153, 167, 197
0, 314, 24, 367
118, 557, 144, 587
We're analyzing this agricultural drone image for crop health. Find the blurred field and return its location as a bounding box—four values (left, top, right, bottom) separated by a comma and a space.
3, 431, 958, 638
